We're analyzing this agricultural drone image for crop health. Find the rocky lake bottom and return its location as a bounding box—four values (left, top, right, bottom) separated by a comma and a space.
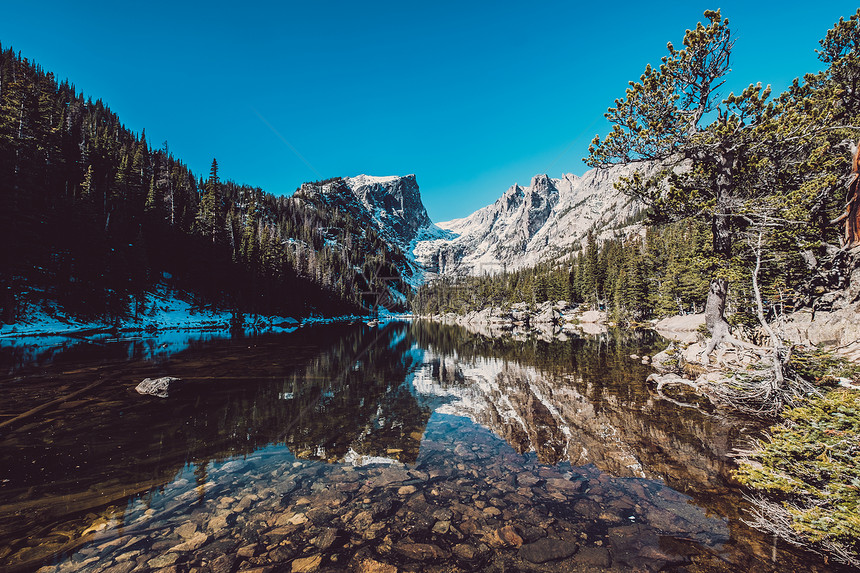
0, 322, 850, 572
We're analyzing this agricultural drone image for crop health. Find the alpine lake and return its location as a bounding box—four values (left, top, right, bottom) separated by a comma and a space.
0, 321, 849, 573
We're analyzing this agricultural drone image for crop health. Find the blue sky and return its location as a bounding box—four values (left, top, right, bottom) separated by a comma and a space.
2, 1, 857, 221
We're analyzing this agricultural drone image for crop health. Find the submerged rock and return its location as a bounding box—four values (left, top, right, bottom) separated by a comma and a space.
135, 376, 181, 398
518, 538, 579, 563
394, 541, 449, 561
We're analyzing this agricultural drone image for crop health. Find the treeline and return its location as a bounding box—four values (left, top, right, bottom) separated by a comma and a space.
0, 45, 406, 324
411, 221, 713, 323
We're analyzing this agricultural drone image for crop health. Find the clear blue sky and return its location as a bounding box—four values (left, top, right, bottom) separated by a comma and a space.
1, 1, 857, 221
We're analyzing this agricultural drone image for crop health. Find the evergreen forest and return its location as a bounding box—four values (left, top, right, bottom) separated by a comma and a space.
0, 45, 408, 325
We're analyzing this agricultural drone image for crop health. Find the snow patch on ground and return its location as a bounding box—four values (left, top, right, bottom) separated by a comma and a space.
0, 284, 343, 340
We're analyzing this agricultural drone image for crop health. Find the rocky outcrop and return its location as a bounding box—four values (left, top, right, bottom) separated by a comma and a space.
344, 174, 432, 245
654, 314, 705, 344
423, 301, 609, 339
777, 255, 860, 362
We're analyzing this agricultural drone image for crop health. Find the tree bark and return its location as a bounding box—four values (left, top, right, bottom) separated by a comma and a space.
703, 152, 735, 357
703, 277, 731, 357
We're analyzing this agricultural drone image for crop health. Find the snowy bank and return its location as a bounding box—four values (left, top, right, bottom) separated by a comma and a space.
0, 285, 373, 340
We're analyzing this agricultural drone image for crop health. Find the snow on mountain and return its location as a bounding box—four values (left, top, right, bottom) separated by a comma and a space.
414, 161, 660, 277
294, 174, 452, 287
344, 174, 432, 248
292, 162, 658, 286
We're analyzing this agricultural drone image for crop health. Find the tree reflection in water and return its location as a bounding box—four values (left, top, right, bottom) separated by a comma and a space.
0, 322, 842, 572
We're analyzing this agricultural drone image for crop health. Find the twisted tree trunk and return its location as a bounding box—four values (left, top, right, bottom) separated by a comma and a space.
703, 152, 735, 357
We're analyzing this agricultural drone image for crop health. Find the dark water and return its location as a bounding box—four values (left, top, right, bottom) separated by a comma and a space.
0, 322, 847, 572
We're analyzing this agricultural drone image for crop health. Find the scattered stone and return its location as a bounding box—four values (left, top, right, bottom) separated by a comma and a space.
100, 562, 136, 573
487, 525, 523, 548
394, 542, 449, 561
175, 521, 198, 540
546, 477, 585, 494
573, 499, 602, 520
518, 538, 579, 564
267, 544, 297, 562
210, 554, 238, 573
208, 513, 235, 532
135, 376, 182, 398
355, 558, 397, 573
237, 543, 260, 558
397, 485, 417, 496
290, 554, 322, 573
311, 528, 341, 550
574, 546, 611, 568
432, 520, 450, 534
450, 543, 475, 561
304, 506, 335, 525
220, 460, 247, 473
169, 531, 210, 552
147, 553, 179, 568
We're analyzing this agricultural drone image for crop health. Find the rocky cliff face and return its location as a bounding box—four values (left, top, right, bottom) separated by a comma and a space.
344, 174, 432, 246
291, 163, 660, 285
413, 162, 659, 277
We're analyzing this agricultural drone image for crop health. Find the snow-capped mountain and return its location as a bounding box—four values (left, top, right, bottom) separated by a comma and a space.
413, 161, 659, 277
290, 162, 656, 287
291, 175, 443, 287
343, 174, 432, 245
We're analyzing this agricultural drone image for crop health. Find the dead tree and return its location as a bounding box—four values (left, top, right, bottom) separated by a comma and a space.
833, 140, 860, 247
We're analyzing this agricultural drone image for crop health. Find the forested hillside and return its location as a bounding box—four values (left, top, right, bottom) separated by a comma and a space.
411, 221, 712, 323
0, 45, 408, 324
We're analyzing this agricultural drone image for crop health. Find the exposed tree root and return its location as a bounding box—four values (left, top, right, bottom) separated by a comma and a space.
740, 492, 860, 569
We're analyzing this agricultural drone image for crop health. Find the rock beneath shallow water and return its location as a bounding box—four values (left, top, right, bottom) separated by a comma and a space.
146, 553, 178, 568
355, 558, 397, 573
175, 521, 198, 540
135, 376, 181, 398
291, 554, 322, 572
574, 546, 611, 567
169, 531, 210, 552
518, 538, 579, 563
487, 525, 523, 548
394, 541, 449, 561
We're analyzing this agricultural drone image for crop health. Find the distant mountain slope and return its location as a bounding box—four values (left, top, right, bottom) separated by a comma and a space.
412, 162, 658, 276
294, 174, 450, 288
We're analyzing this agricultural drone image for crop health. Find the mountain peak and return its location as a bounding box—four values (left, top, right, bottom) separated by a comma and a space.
344, 174, 431, 244
530, 174, 553, 192
345, 174, 416, 188
415, 163, 650, 277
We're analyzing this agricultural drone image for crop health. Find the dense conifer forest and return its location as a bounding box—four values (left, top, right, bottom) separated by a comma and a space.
0, 45, 407, 325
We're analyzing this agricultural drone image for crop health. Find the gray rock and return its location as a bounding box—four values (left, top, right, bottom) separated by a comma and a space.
394, 541, 449, 561
169, 531, 210, 552
209, 554, 238, 573
135, 376, 181, 398
518, 538, 579, 563
311, 527, 342, 550
574, 546, 611, 567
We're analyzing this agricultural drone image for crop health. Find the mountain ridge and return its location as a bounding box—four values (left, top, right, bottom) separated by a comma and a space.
299, 162, 658, 284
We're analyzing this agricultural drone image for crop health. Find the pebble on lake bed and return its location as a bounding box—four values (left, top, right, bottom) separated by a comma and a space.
134, 376, 181, 398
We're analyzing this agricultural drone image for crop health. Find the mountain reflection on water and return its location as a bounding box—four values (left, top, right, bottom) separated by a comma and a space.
0, 322, 844, 572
